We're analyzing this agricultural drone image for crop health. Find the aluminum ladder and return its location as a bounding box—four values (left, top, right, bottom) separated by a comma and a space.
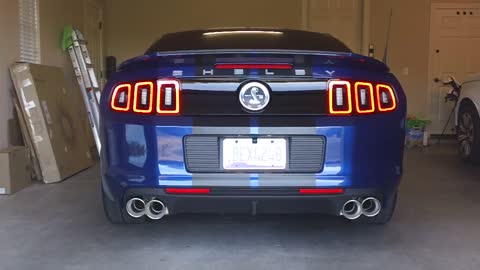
62, 25, 101, 153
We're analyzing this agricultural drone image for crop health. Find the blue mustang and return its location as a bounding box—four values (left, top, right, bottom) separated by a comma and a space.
100, 28, 406, 224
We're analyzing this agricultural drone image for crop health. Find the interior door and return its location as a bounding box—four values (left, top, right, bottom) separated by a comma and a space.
428, 5, 480, 134
305, 0, 363, 53
84, 0, 104, 88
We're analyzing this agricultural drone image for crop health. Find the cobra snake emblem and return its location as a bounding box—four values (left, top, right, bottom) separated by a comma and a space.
248, 87, 262, 105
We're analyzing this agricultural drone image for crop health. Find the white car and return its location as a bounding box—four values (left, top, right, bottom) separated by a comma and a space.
453, 75, 480, 162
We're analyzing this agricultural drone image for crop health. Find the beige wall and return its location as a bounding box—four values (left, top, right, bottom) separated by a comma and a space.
370, 0, 432, 118
39, 0, 83, 110
0, 0, 21, 148
40, 0, 85, 68
40, 0, 105, 106
105, 0, 302, 63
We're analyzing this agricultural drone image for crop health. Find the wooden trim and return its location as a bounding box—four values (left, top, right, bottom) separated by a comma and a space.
83, 0, 105, 87
361, 0, 371, 55
301, 0, 309, 30
431, 2, 480, 10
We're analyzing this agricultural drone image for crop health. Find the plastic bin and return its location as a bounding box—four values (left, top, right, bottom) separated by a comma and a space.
405, 118, 430, 147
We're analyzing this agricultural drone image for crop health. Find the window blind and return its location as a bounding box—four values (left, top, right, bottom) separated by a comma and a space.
19, 0, 40, 64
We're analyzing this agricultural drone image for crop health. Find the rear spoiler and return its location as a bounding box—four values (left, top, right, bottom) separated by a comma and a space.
118, 50, 389, 73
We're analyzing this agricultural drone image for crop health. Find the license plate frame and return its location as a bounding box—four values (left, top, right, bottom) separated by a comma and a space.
221, 137, 288, 171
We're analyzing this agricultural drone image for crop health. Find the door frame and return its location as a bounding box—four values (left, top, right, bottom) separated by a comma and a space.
83, 0, 104, 86
426, 3, 480, 133
301, 0, 371, 55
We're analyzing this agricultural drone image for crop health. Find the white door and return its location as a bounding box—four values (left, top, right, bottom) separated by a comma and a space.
428, 4, 480, 134
84, 0, 104, 88
304, 0, 363, 52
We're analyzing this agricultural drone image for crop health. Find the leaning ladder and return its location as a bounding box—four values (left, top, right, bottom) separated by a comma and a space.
62, 25, 101, 153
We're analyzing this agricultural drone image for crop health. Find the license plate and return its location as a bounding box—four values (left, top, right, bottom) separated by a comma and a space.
222, 138, 287, 170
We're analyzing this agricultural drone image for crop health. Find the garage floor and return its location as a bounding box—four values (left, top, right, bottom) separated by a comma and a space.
1, 143, 480, 270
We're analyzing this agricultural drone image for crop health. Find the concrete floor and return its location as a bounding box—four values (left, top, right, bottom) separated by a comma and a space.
1, 144, 480, 270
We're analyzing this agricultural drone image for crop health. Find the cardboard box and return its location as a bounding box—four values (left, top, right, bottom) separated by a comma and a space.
9, 63, 95, 183
0, 147, 31, 195
8, 114, 24, 146
11, 99, 43, 180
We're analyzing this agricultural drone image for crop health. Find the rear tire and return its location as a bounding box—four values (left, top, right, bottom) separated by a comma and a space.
457, 103, 480, 163
102, 186, 125, 224
352, 192, 397, 225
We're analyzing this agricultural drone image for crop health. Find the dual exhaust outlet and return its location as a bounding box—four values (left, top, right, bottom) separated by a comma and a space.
341, 197, 381, 220
127, 196, 380, 220
126, 197, 169, 220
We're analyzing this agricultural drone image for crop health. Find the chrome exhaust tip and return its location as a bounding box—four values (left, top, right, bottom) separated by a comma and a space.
361, 197, 382, 217
126, 197, 146, 218
145, 199, 168, 220
341, 199, 362, 220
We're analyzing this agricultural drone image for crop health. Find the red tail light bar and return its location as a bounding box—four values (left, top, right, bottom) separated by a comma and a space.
329, 80, 397, 115
299, 188, 344, 195
165, 188, 211, 195
111, 79, 181, 114
215, 63, 292, 69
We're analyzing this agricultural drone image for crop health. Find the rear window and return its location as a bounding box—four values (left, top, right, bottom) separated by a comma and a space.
145, 28, 352, 54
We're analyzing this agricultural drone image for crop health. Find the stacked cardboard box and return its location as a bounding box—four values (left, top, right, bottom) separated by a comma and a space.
9, 63, 95, 183
0, 147, 31, 194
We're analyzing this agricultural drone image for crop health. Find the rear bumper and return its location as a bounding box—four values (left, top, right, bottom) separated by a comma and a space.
124, 187, 395, 216
100, 114, 406, 207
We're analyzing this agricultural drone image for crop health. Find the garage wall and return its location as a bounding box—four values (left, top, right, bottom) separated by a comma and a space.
38, 0, 88, 110
39, 0, 105, 102
371, 0, 480, 118
370, 0, 431, 118
104, 0, 302, 63
39, 0, 85, 68
0, 0, 21, 149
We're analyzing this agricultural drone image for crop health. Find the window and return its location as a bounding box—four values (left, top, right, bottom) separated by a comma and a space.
19, 0, 40, 64
145, 29, 352, 54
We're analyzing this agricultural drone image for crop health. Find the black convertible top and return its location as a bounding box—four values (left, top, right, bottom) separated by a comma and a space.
145, 28, 352, 54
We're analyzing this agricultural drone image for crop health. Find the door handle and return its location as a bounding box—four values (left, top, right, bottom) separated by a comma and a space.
433, 77, 440, 83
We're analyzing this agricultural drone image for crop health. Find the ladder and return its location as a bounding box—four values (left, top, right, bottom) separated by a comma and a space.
62, 25, 101, 153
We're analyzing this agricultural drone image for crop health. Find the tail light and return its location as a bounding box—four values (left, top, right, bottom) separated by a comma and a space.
133, 81, 154, 113
328, 80, 352, 114
328, 80, 397, 115
111, 84, 131, 111
110, 79, 181, 114
376, 84, 397, 112
157, 79, 181, 114
354, 82, 375, 114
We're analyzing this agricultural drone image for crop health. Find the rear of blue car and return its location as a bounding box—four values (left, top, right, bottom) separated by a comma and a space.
100, 29, 406, 224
